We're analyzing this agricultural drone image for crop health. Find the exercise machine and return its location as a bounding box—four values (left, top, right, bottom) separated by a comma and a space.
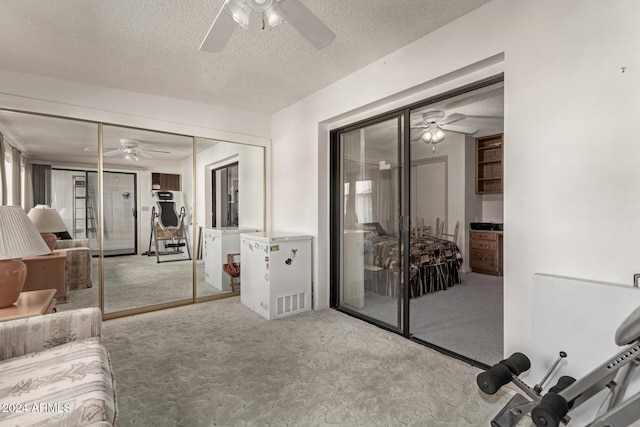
477, 305, 640, 427
147, 191, 191, 263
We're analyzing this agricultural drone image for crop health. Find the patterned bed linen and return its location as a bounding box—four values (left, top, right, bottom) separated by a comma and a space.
363, 233, 463, 298
0, 337, 117, 426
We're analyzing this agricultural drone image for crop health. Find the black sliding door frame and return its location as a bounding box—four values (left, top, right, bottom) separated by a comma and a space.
329, 74, 504, 368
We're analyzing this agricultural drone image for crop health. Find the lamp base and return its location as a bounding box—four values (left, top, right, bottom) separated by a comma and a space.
0, 259, 27, 308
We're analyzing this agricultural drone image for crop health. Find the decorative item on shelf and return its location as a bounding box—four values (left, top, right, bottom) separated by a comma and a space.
27, 205, 70, 244
0, 206, 52, 308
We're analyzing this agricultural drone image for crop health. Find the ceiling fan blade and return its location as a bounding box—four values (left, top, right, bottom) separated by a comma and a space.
279, 0, 336, 49
440, 113, 466, 125
137, 151, 153, 159
83, 147, 98, 153
442, 124, 478, 135
199, 2, 237, 53
103, 149, 123, 157
139, 148, 171, 154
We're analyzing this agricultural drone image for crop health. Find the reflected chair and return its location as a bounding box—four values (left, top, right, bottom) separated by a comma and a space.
434, 217, 444, 239
442, 220, 460, 245
148, 191, 191, 263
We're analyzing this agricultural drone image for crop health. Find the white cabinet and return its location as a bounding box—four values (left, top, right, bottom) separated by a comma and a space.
203, 228, 258, 291
240, 232, 312, 320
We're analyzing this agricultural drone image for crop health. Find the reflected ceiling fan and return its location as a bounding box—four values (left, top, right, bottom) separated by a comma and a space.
84, 139, 170, 162
200, 0, 336, 53
411, 111, 478, 152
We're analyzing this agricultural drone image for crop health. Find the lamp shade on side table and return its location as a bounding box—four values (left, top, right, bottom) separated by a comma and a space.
0, 206, 52, 308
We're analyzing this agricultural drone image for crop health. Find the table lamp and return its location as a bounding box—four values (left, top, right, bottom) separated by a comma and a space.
28, 205, 69, 247
0, 206, 52, 308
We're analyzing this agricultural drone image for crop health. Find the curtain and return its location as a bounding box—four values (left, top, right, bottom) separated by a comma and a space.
369, 168, 393, 234
32, 163, 52, 206
0, 133, 6, 205
342, 129, 366, 229
22, 155, 34, 211
341, 129, 367, 308
11, 147, 21, 206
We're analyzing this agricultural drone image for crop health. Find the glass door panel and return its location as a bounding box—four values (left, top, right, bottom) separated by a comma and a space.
407, 82, 505, 365
102, 125, 194, 314
338, 116, 404, 330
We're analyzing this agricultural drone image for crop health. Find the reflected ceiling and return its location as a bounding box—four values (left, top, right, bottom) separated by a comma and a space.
0, 110, 221, 169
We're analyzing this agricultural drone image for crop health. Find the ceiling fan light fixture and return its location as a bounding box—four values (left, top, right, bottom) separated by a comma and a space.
246, 0, 273, 12
421, 132, 433, 143
225, 0, 251, 29
123, 153, 138, 162
263, 2, 285, 28
421, 124, 446, 145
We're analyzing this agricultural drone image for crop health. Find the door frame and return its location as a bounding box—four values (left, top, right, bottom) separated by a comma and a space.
329, 74, 504, 368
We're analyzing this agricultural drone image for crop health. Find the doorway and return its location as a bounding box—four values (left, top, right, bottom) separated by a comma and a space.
330, 76, 504, 366
211, 161, 239, 228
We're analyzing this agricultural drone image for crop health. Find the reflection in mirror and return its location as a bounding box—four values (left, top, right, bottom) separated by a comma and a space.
212, 162, 239, 227
191, 137, 264, 298
100, 125, 194, 314
0, 109, 99, 313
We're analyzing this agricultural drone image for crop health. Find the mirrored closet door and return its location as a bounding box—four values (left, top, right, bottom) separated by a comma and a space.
1, 107, 267, 319
193, 137, 265, 299
101, 125, 194, 314
0, 110, 100, 312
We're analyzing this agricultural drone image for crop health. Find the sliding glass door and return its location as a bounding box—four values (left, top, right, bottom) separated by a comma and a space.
331, 76, 505, 367
335, 114, 406, 330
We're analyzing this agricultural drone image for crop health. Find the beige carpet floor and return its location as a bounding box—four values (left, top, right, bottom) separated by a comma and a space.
60, 256, 225, 314
102, 297, 513, 427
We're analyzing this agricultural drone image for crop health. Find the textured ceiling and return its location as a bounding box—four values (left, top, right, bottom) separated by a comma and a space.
0, 0, 491, 114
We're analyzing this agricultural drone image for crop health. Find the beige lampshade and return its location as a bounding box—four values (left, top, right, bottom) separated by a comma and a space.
0, 206, 52, 259
0, 206, 52, 308
27, 205, 68, 233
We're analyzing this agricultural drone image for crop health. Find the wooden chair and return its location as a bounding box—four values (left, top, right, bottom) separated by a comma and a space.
442, 220, 460, 245
412, 218, 432, 238
434, 217, 444, 239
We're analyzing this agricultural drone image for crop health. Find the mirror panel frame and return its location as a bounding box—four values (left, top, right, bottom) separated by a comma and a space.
0, 107, 267, 319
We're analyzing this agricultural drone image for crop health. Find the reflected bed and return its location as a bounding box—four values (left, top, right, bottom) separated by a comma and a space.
362, 231, 462, 299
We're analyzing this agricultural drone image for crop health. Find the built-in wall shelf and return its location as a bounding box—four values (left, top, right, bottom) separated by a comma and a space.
475, 133, 503, 194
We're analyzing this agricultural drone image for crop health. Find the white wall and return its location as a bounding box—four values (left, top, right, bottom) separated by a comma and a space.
270, 0, 640, 359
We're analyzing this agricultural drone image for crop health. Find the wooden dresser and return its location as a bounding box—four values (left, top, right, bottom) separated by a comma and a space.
469, 230, 503, 276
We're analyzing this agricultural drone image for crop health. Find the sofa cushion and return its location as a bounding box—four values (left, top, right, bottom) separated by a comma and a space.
0, 338, 117, 426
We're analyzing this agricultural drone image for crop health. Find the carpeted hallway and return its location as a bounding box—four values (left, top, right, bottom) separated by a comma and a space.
102, 297, 512, 426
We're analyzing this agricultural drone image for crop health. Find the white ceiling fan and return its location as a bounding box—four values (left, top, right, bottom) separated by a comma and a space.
84, 139, 170, 162
411, 111, 478, 152
200, 0, 336, 53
